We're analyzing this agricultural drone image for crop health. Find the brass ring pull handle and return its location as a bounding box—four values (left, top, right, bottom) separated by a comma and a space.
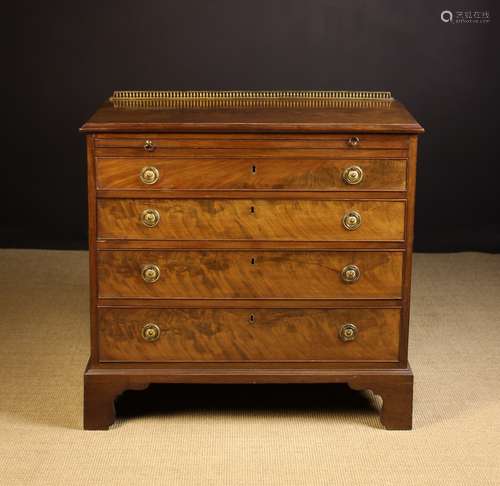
141, 323, 161, 342
142, 209, 160, 227
342, 165, 364, 185
343, 211, 362, 231
144, 139, 155, 152
347, 136, 360, 147
339, 323, 358, 342
141, 264, 160, 283
140, 166, 159, 185
341, 264, 360, 283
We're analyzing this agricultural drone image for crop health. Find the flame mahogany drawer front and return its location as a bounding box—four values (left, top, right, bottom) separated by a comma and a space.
82, 91, 423, 430
95, 158, 407, 192
97, 199, 405, 241
98, 307, 401, 362
97, 250, 403, 300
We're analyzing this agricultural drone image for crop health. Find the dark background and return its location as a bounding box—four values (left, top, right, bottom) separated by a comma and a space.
5, 0, 498, 251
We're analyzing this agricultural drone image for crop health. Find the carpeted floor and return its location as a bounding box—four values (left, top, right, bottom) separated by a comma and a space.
0, 250, 499, 485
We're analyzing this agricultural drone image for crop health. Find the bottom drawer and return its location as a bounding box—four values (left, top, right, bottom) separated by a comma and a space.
98, 308, 401, 362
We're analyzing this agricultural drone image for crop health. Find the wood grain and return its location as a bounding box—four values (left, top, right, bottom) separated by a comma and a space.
348, 374, 413, 429
95, 147, 408, 159
86, 135, 99, 366
97, 299, 403, 309
97, 199, 405, 241
96, 240, 407, 251
80, 100, 424, 133
96, 157, 407, 191
95, 134, 409, 149
84, 363, 414, 429
399, 135, 419, 366
96, 190, 408, 200
98, 307, 401, 362
96, 250, 404, 299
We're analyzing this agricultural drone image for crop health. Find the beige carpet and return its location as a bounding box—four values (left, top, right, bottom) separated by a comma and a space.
0, 250, 499, 486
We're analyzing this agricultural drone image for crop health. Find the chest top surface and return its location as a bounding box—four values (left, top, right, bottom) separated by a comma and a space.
80, 90, 423, 134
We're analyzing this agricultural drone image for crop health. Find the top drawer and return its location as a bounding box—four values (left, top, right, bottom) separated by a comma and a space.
96, 158, 407, 192
94, 133, 409, 159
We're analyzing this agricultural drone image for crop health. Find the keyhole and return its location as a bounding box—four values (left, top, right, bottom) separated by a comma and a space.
249, 313, 256, 324
251, 257, 256, 265
251, 164, 257, 175
250, 206, 256, 214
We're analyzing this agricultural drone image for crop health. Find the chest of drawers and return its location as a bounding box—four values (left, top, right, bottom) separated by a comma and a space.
80, 91, 423, 430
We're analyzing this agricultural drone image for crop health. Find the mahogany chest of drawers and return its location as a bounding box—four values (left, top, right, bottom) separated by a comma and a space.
80, 90, 423, 430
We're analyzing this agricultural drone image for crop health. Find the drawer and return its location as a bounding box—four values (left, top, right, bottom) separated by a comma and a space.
97, 250, 403, 299
97, 199, 405, 241
96, 158, 407, 191
95, 133, 410, 149
98, 307, 401, 362
94, 134, 409, 158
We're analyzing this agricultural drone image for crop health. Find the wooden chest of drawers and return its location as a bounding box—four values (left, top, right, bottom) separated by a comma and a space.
81, 91, 423, 430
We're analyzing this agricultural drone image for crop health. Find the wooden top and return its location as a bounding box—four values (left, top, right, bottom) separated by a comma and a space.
80, 93, 423, 134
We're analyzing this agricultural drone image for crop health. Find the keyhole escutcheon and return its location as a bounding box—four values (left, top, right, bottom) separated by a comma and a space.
251, 164, 257, 175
